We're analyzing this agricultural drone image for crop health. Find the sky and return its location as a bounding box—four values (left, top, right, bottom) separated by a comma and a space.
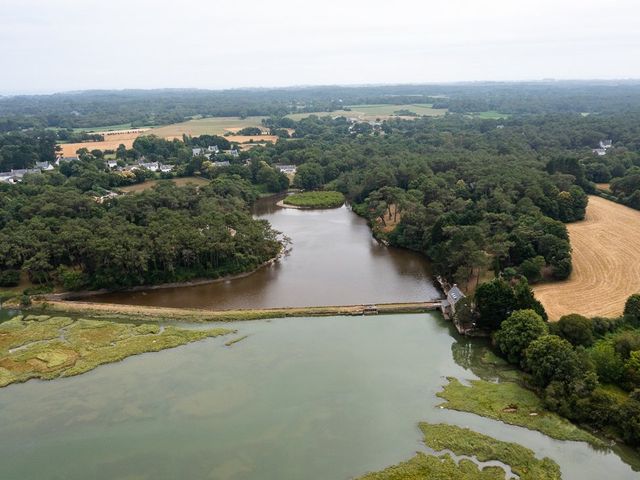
1, 0, 639, 94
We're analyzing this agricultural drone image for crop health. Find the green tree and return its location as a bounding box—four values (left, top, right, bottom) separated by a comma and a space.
624, 294, 640, 325
556, 314, 594, 347
525, 335, 583, 387
494, 309, 548, 365
474, 278, 516, 330
294, 162, 324, 190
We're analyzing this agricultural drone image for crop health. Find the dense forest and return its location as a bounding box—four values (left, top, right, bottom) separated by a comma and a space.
0, 173, 282, 290
3, 81, 640, 131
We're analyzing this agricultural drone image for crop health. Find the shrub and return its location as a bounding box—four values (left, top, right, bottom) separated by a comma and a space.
556, 314, 594, 347
0, 269, 20, 287
590, 342, 625, 384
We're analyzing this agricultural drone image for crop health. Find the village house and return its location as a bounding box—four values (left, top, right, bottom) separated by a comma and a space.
35, 161, 54, 171
107, 160, 118, 169
0, 168, 42, 183
55, 155, 80, 165
193, 146, 220, 158
593, 139, 613, 156
212, 161, 230, 168
93, 191, 119, 204
440, 284, 465, 320
275, 164, 297, 174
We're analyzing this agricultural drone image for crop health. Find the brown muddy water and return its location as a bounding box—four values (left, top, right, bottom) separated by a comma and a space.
86, 196, 441, 309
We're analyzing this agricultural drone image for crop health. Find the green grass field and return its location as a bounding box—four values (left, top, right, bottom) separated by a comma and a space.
287, 103, 447, 121
71, 123, 155, 133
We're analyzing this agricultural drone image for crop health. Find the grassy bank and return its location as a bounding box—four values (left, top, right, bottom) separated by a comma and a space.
283, 191, 345, 208
0, 314, 232, 387
357, 422, 561, 480
22, 299, 440, 323
437, 377, 603, 446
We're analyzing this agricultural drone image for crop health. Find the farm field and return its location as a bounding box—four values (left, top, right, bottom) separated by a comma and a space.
58, 138, 136, 156
144, 116, 267, 138
117, 176, 210, 193
58, 129, 149, 156
286, 103, 447, 121
533, 195, 640, 320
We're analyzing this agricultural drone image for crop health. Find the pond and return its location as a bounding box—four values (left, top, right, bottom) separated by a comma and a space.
0, 314, 637, 480
85, 197, 441, 309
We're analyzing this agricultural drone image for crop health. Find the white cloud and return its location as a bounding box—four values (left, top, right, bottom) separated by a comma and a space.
0, 0, 639, 93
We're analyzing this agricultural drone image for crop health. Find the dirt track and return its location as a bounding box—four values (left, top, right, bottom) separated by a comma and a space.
534, 195, 640, 320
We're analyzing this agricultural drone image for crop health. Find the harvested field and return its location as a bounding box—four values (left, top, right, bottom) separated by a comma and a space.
57, 129, 148, 156
224, 134, 278, 144
534, 195, 640, 320
145, 116, 266, 138
596, 182, 611, 192
58, 138, 136, 156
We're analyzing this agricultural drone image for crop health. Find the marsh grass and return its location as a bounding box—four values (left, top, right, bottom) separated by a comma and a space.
0, 315, 232, 387
437, 377, 603, 446
357, 422, 561, 480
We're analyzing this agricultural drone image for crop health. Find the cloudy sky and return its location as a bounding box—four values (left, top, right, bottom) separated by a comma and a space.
1, 0, 639, 94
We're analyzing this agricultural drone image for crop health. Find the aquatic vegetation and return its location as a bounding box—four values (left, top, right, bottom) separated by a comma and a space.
357, 422, 561, 480
437, 377, 602, 446
283, 190, 345, 208
0, 315, 232, 387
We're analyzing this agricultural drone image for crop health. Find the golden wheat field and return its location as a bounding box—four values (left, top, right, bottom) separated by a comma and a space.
533, 195, 640, 320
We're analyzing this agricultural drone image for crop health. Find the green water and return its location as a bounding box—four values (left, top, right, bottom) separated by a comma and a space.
0, 314, 638, 480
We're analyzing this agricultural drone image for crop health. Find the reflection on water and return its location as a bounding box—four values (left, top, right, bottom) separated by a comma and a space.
0, 314, 637, 480
87, 197, 441, 310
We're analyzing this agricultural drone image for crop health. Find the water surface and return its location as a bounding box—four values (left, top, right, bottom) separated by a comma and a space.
87, 198, 440, 309
0, 314, 637, 480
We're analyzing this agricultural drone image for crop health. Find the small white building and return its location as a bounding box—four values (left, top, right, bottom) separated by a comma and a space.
275, 164, 297, 174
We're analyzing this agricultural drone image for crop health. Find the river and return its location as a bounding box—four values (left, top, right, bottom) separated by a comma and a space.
85, 196, 441, 309
1, 199, 639, 479
0, 314, 637, 480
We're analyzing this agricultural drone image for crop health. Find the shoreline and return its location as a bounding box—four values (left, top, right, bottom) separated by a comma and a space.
44, 253, 284, 301
275, 199, 344, 210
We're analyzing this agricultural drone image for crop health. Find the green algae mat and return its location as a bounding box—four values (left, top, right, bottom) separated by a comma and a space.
0, 315, 232, 387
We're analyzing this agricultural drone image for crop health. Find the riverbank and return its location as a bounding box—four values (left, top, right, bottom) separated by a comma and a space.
20, 299, 442, 323
43, 252, 285, 301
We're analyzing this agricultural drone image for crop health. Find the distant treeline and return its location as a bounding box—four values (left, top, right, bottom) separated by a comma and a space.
3, 81, 640, 132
